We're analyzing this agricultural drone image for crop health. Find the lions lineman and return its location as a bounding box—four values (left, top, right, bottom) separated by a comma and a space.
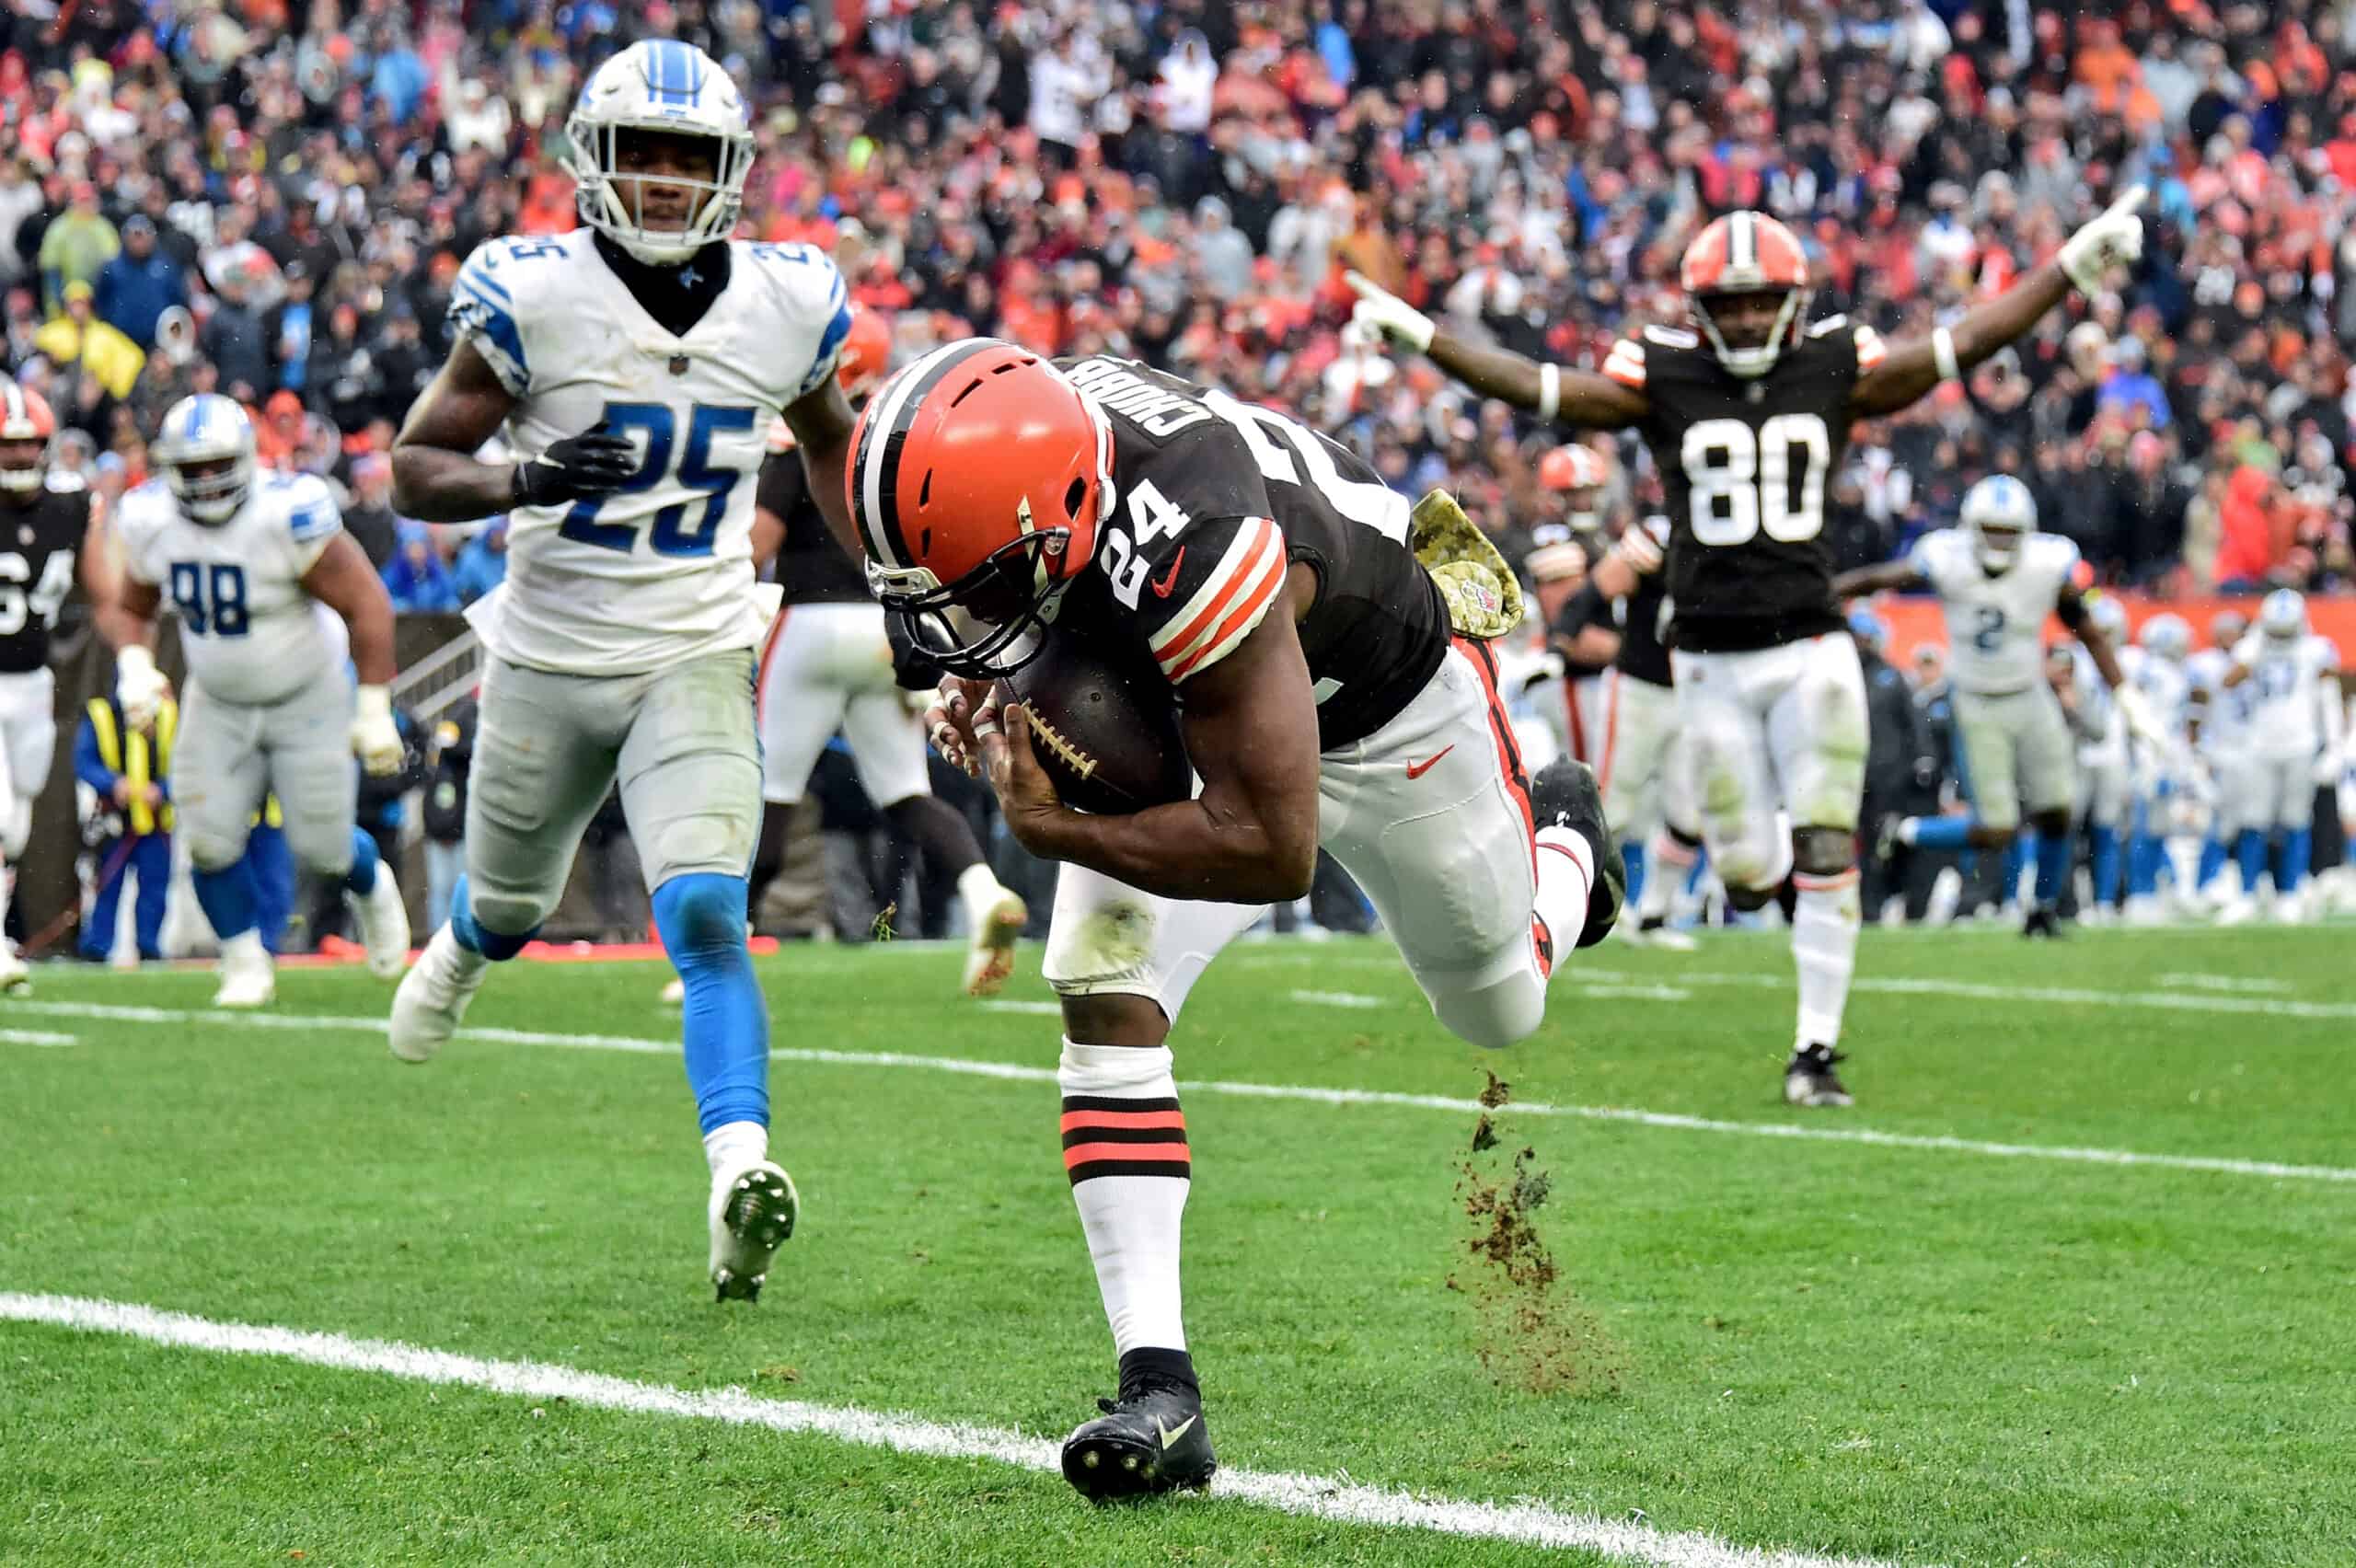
2218, 591, 2343, 923
101, 394, 410, 1006
1836, 477, 2165, 934
2187, 611, 2254, 904
386, 40, 863, 1303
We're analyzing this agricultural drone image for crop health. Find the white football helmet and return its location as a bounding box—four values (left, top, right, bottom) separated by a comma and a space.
2258, 587, 2307, 640
2085, 593, 2129, 645
567, 40, 754, 264
1959, 474, 2037, 573
2138, 612, 2190, 663
150, 393, 257, 525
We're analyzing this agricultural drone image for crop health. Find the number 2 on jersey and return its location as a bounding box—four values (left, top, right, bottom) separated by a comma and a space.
559, 402, 758, 557
1681, 413, 1830, 546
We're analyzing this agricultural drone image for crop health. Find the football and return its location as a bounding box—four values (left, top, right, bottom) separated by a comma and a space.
997, 628, 1193, 815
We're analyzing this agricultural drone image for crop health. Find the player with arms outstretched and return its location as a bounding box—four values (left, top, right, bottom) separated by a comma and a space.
0, 381, 116, 990
384, 40, 861, 1303
1835, 477, 2165, 936
857, 342, 1621, 1501
102, 393, 410, 1007
1350, 190, 2148, 1104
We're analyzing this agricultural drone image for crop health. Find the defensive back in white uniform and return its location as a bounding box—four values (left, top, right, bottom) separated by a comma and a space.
108, 392, 410, 1006
387, 39, 865, 1304
2219, 591, 2344, 921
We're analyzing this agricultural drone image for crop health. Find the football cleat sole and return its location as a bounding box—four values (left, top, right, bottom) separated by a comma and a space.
962, 894, 1029, 998
710, 1163, 799, 1304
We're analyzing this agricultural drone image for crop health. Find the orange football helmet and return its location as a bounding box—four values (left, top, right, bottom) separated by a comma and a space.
1538, 443, 1609, 535
847, 339, 1112, 676
1679, 211, 1812, 379
0, 379, 55, 493
835, 306, 893, 401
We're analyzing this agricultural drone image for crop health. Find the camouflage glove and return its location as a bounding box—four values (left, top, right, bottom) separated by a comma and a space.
1411, 489, 1524, 640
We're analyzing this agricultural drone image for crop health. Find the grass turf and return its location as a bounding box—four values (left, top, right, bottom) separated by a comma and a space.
4, 923, 2352, 1566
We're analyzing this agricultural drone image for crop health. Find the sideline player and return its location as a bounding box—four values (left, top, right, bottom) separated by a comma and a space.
2187, 610, 2254, 905
858, 343, 1621, 1501
100, 393, 410, 1007
2218, 591, 2342, 922
1834, 476, 2163, 936
1350, 191, 2148, 1104
2119, 613, 2197, 917
745, 306, 1026, 995
385, 40, 859, 1303
0, 381, 110, 989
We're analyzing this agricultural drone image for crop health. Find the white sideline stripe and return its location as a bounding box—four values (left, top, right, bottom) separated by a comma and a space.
1289, 988, 1391, 1009
2158, 973, 2295, 994
17, 999, 2356, 1185
0, 1027, 78, 1046
0, 1292, 1900, 1568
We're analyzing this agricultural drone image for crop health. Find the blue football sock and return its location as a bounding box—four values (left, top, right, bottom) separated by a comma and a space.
2126, 833, 2162, 897
2032, 830, 2071, 906
448, 871, 537, 961
2196, 836, 2227, 890
2277, 828, 2313, 895
2235, 830, 2269, 891
342, 826, 380, 896
1620, 840, 1645, 908
2004, 834, 2031, 902
1909, 815, 1975, 851
655, 871, 768, 1135
191, 859, 260, 942
2089, 825, 2122, 906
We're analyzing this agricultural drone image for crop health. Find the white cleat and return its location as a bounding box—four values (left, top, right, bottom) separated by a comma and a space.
350, 871, 413, 979
660, 976, 685, 1006
2121, 894, 2168, 927
2270, 893, 2309, 926
0, 943, 29, 996
709, 1159, 799, 1302
2212, 895, 2259, 928
961, 891, 1029, 998
389, 924, 487, 1063
212, 947, 276, 1009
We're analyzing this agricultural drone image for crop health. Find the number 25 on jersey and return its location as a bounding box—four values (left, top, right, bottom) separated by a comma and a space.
558, 401, 758, 557
1681, 413, 1830, 546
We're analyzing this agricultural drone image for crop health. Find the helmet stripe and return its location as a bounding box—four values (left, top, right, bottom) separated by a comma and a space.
856, 339, 1001, 569
1730, 211, 1754, 271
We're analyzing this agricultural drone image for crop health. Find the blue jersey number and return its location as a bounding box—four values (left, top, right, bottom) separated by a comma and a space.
1970, 605, 2006, 654
169, 562, 249, 637
2256, 661, 2298, 701
558, 402, 759, 559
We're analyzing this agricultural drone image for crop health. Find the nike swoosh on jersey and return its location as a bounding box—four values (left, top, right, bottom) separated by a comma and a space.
1149, 546, 1186, 598
1155, 1413, 1198, 1448
1404, 744, 1455, 779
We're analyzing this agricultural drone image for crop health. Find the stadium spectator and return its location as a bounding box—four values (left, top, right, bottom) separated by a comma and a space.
452, 518, 509, 605
37, 181, 114, 315
341, 454, 401, 574
34, 282, 141, 400
383, 521, 461, 615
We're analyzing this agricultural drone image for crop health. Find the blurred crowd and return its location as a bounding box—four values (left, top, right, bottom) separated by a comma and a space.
5, 0, 2355, 608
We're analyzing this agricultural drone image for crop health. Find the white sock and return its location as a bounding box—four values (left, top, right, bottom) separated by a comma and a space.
1895, 817, 1922, 846
703, 1119, 768, 1180
1531, 826, 1594, 964
222, 928, 268, 965
1791, 870, 1862, 1046
1639, 829, 1697, 922
956, 861, 1011, 932
1059, 1037, 1188, 1355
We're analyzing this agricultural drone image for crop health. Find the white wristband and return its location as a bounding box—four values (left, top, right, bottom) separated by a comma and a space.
1933, 326, 1961, 385
119, 644, 157, 680
1538, 363, 1561, 423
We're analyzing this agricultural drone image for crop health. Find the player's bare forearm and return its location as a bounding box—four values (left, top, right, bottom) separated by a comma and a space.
750, 506, 786, 574
1832, 562, 1923, 599
391, 340, 521, 523
94, 577, 160, 651
1426, 329, 1647, 429
1853, 262, 2073, 416
1002, 612, 1321, 903
783, 380, 861, 562
302, 533, 398, 686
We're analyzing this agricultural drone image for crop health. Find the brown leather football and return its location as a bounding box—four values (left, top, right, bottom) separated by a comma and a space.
997, 629, 1193, 815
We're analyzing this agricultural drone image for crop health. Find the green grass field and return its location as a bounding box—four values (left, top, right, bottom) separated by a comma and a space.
5, 923, 2353, 1566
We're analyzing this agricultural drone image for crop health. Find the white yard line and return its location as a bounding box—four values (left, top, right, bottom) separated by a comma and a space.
0, 1291, 1900, 1568
14, 998, 2354, 1185
0, 1026, 78, 1046
1288, 988, 1392, 1009
2157, 973, 2296, 994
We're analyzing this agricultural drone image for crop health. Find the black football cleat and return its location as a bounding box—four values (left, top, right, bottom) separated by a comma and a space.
1784, 1043, 1854, 1108
1061, 1381, 1217, 1501
2021, 905, 2064, 940
1530, 757, 1624, 949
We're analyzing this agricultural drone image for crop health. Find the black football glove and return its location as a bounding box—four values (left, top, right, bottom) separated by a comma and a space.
513, 427, 639, 508
884, 611, 945, 691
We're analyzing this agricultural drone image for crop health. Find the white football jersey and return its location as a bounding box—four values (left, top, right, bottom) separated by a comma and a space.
2233, 631, 2341, 758
116, 471, 349, 707
1910, 528, 2080, 695
2119, 645, 2192, 739
2185, 647, 2252, 753
449, 230, 850, 674
2070, 643, 2119, 751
